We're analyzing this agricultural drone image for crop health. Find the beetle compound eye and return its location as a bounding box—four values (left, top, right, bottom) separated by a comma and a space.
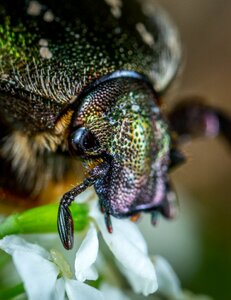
69, 127, 100, 155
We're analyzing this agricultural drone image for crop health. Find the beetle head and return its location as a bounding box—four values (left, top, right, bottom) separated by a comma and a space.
69, 74, 171, 216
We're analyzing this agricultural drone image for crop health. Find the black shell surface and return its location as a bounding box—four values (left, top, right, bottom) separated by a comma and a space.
0, 0, 181, 131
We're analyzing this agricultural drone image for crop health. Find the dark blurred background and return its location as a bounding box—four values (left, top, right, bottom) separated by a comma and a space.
150, 1, 231, 299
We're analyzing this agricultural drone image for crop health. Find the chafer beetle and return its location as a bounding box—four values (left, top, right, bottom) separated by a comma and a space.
0, 0, 230, 249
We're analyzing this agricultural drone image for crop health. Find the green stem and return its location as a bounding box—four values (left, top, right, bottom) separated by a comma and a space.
0, 283, 25, 299
0, 203, 89, 238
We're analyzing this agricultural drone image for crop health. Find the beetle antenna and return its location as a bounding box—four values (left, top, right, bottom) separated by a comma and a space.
57, 161, 109, 249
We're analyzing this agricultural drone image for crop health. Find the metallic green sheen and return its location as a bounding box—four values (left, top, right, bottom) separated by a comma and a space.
0, 0, 181, 239
0, 0, 181, 132
73, 77, 170, 216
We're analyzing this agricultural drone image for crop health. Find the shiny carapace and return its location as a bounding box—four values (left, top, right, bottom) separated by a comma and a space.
0, 0, 230, 249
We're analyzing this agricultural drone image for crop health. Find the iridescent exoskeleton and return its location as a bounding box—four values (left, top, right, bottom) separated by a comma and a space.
0, 0, 230, 249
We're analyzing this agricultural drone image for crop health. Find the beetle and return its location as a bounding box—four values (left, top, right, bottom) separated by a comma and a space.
0, 0, 230, 250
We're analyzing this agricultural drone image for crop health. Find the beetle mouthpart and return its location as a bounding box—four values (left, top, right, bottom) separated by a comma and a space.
104, 212, 113, 233
130, 213, 141, 223
151, 211, 159, 226
58, 204, 74, 250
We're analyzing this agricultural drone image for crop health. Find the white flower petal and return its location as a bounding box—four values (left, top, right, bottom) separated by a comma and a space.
54, 278, 66, 300
153, 255, 181, 298
100, 283, 131, 300
90, 202, 147, 254
0, 235, 49, 259
13, 252, 59, 300
91, 207, 157, 296
65, 279, 104, 300
117, 261, 156, 296
75, 224, 99, 282
0, 236, 59, 300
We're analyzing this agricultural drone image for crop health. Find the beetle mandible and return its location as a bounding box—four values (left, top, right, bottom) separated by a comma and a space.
0, 0, 230, 250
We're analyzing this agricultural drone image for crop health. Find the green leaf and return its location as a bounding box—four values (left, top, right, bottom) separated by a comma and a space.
0, 203, 89, 238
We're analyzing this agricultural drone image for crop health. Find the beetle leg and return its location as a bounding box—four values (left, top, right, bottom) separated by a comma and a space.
104, 212, 113, 233
58, 161, 109, 250
168, 98, 231, 145
151, 211, 159, 226
169, 147, 186, 169
159, 185, 178, 219
99, 201, 113, 233
150, 181, 178, 226
99, 201, 105, 213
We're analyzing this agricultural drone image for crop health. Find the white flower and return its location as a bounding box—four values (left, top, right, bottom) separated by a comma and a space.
90, 200, 158, 296
0, 231, 103, 300
0, 190, 158, 299
152, 256, 213, 300
74, 224, 99, 282
75, 188, 158, 296
153, 255, 181, 299
0, 187, 214, 300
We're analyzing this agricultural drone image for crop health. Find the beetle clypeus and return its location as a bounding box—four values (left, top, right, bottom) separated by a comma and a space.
0, 0, 230, 249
